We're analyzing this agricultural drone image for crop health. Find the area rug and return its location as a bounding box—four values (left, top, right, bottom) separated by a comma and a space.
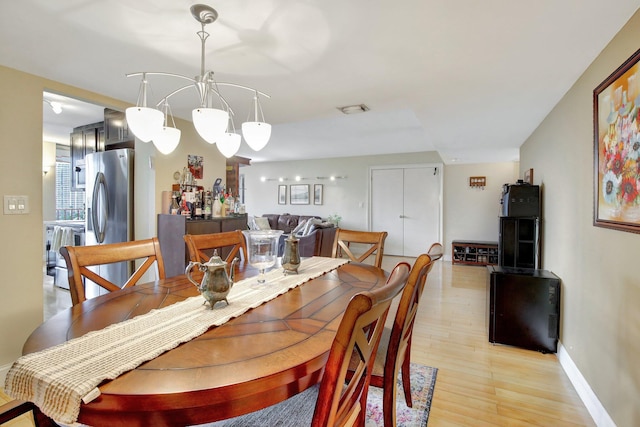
365, 363, 438, 427
197, 362, 437, 427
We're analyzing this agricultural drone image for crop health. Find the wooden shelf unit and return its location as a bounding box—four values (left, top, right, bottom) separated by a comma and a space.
452, 240, 498, 266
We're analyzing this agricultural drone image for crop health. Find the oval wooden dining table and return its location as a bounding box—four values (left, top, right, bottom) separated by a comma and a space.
22, 261, 388, 427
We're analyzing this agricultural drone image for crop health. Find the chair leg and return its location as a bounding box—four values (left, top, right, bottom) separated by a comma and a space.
382, 371, 397, 427
400, 352, 413, 408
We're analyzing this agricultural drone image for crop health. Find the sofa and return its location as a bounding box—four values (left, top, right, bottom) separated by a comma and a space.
255, 214, 337, 257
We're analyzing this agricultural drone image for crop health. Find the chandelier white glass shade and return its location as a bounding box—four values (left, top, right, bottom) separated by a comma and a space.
126, 107, 164, 143
153, 126, 181, 155
217, 132, 242, 158
126, 4, 271, 155
125, 74, 165, 143
242, 92, 271, 151
192, 107, 229, 144
152, 102, 181, 155
242, 121, 271, 151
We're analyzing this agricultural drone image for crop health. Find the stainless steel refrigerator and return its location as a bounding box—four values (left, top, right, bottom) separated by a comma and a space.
85, 148, 134, 299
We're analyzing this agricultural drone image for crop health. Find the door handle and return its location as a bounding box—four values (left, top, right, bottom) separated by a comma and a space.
92, 172, 108, 244
399, 215, 406, 219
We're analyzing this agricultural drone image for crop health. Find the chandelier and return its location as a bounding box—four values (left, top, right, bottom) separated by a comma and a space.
125, 4, 271, 157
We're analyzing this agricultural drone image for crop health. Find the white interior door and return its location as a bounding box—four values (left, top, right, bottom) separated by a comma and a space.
371, 166, 441, 257
403, 167, 440, 256
371, 169, 404, 255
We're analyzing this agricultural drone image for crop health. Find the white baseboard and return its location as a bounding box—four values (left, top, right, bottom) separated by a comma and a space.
557, 342, 616, 427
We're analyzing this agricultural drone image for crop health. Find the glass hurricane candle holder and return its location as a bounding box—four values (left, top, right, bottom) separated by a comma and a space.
247, 230, 283, 284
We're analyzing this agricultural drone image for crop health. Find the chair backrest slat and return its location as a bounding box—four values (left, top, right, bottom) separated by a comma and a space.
332, 228, 388, 268
184, 230, 247, 264
60, 237, 166, 306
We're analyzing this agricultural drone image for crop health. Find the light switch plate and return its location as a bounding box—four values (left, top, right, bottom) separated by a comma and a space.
4, 195, 29, 214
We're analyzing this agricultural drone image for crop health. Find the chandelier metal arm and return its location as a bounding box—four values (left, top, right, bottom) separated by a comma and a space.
127, 73, 270, 101
212, 82, 271, 99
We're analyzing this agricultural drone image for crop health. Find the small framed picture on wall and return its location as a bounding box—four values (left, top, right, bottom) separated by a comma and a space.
278, 185, 287, 205
524, 168, 534, 184
314, 184, 323, 205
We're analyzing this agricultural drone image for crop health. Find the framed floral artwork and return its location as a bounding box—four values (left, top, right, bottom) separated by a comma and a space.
594, 47, 640, 234
187, 154, 203, 179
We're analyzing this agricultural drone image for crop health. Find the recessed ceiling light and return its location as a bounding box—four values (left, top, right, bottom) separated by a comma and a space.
337, 104, 369, 114
43, 99, 63, 114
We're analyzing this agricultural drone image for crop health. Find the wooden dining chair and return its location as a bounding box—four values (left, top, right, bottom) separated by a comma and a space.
60, 237, 166, 306
208, 262, 411, 427
0, 399, 58, 426
183, 230, 247, 263
331, 228, 388, 268
366, 251, 440, 427
427, 242, 444, 261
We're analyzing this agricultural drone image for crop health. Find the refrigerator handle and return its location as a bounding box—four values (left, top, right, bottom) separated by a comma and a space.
91, 172, 109, 244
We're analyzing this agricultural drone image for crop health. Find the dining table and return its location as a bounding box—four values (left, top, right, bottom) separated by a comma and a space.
18, 259, 389, 427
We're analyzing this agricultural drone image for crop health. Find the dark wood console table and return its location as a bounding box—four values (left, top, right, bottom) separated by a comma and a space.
157, 214, 247, 277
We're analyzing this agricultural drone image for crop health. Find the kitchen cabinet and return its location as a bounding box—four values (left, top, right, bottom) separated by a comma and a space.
104, 108, 134, 148
70, 122, 104, 191
157, 214, 248, 277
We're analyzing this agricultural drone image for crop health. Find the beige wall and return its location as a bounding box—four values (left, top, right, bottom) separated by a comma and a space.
443, 162, 519, 258
520, 10, 640, 426
1, 66, 47, 373
0, 64, 227, 374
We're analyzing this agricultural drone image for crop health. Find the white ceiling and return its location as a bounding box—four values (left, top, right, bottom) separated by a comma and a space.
4, 1, 640, 164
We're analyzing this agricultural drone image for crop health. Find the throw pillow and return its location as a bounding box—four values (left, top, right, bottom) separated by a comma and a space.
292, 219, 307, 234
254, 217, 272, 230
247, 216, 257, 230
302, 218, 322, 236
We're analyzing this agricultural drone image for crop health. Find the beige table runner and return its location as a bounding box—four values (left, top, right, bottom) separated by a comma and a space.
5, 257, 348, 425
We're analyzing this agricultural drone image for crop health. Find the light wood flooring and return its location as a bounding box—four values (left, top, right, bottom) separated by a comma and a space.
1, 259, 594, 426
396, 258, 594, 427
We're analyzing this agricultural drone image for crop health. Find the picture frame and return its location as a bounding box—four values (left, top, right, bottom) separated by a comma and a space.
278, 185, 287, 205
314, 184, 323, 205
187, 154, 203, 179
524, 168, 534, 185
290, 184, 310, 205
593, 47, 640, 234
